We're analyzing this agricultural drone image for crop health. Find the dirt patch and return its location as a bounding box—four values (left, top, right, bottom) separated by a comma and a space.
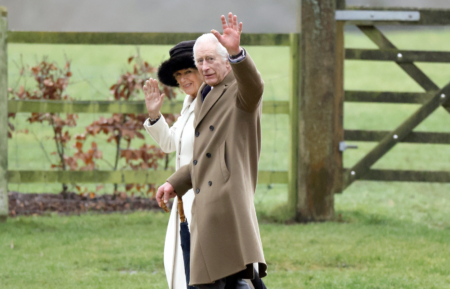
8, 192, 171, 217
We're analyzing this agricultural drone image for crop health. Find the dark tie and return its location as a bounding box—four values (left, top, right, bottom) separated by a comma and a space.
201, 85, 212, 102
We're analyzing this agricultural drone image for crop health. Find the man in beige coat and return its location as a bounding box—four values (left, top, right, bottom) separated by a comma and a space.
157, 12, 267, 289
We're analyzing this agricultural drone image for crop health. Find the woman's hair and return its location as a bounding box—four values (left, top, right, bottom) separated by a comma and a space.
193, 33, 228, 63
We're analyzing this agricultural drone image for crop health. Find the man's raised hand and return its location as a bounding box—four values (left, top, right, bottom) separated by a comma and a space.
211, 12, 242, 56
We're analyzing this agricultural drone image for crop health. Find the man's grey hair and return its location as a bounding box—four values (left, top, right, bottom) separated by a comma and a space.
193, 33, 229, 63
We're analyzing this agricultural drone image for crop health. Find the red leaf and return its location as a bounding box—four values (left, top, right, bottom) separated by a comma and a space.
75, 141, 83, 150
74, 133, 86, 141
135, 131, 145, 140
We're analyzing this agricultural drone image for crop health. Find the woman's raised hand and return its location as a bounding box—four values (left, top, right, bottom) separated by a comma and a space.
143, 78, 165, 119
211, 12, 243, 56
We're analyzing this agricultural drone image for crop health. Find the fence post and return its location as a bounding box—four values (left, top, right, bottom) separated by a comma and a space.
334, 0, 345, 194
0, 6, 8, 221
288, 33, 300, 218
296, 0, 338, 221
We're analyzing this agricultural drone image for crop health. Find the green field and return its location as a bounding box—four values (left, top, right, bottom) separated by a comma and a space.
1, 184, 450, 288
3, 28, 450, 288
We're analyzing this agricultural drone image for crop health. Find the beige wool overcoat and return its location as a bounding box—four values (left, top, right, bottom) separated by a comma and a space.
167, 52, 267, 286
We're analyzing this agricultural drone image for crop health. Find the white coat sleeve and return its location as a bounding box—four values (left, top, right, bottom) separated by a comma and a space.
143, 115, 180, 154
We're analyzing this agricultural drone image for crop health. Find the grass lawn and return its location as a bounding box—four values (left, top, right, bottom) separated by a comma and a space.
3, 27, 450, 288
1, 183, 450, 288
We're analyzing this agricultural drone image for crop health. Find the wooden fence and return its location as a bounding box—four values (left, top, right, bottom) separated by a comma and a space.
294, 1, 450, 221
2, 2, 450, 221
0, 6, 298, 220
339, 7, 450, 189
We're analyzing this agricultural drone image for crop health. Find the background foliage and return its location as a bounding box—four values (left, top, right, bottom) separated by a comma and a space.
7, 51, 178, 197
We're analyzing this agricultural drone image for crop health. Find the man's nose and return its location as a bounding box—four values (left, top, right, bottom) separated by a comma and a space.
201, 61, 210, 71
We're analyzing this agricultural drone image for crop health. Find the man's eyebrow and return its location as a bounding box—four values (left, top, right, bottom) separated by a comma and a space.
197, 54, 215, 58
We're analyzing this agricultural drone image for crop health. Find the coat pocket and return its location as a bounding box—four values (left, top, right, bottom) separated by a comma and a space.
219, 141, 230, 182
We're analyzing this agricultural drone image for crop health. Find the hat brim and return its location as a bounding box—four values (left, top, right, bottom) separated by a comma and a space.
157, 53, 197, 87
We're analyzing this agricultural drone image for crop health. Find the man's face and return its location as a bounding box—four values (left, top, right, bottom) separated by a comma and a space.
195, 42, 231, 86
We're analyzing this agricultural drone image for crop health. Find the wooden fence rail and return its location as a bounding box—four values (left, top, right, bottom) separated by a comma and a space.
346, 49, 450, 63
8, 99, 290, 115
8, 31, 291, 46
345, 130, 450, 144
344, 91, 434, 104
8, 170, 288, 185
347, 169, 450, 183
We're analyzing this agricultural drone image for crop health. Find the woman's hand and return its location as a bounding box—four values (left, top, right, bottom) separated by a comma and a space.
211, 12, 243, 56
143, 78, 165, 119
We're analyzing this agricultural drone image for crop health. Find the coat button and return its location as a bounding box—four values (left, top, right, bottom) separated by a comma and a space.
209, 126, 214, 131
208, 181, 212, 186
196, 188, 200, 194
193, 160, 198, 165
206, 153, 211, 158
195, 131, 200, 137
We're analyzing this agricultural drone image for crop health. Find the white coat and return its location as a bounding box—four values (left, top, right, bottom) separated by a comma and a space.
143, 94, 197, 289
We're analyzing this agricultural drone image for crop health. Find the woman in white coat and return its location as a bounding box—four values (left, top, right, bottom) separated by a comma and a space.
143, 40, 202, 289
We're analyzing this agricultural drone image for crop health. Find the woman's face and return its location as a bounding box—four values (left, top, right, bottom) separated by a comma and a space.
174, 68, 203, 98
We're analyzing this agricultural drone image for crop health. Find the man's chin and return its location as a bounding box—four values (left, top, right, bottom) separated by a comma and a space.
205, 80, 218, 86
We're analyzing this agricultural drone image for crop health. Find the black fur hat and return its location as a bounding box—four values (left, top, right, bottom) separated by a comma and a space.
157, 40, 196, 87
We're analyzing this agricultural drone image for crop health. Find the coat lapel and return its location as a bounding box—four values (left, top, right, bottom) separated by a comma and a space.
194, 71, 236, 128
193, 83, 206, 127
174, 96, 196, 154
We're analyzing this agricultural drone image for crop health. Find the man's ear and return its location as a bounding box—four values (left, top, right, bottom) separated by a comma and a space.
225, 60, 231, 70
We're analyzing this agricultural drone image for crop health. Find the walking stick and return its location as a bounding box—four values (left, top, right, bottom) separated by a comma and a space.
160, 201, 170, 213
177, 198, 195, 289
161, 197, 194, 289
177, 198, 186, 222
159, 198, 185, 221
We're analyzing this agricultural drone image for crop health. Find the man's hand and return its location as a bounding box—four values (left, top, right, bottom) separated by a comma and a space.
211, 12, 243, 56
156, 182, 177, 208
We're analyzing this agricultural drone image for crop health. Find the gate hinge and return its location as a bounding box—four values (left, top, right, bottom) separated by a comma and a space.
339, 141, 358, 152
